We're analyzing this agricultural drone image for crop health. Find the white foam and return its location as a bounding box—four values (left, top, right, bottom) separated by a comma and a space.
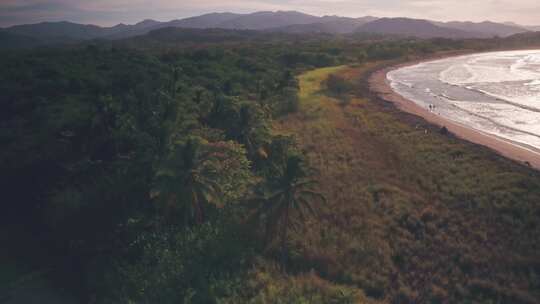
440, 53, 540, 85
437, 50, 540, 110
388, 50, 540, 150
450, 101, 540, 136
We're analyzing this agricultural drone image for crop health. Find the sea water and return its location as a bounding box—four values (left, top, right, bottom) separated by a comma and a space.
387, 50, 540, 151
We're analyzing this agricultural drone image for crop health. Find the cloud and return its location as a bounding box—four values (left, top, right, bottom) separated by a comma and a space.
1, 0, 539, 27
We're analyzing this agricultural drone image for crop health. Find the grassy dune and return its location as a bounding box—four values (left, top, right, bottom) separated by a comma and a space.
273, 63, 540, 303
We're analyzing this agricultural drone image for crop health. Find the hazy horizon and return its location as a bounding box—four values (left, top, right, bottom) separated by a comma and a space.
1, 0, 539, 28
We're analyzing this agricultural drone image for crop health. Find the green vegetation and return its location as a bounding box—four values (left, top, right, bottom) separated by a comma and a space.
252, 154, 326, 265
1, 30, 540, 303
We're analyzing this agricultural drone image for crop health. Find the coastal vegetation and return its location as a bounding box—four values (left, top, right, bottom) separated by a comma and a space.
1, 28, 540, 303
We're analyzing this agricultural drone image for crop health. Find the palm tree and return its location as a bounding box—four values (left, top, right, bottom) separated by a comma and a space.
153, 137, 223, 225
236, 104, 270, 159
253, 154, 325, 265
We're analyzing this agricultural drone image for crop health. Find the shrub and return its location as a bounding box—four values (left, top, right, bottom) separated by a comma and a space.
326, 74, 353, 97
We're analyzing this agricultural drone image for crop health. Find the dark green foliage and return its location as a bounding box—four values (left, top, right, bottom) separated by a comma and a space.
0, 40, 320, 300
252, 153, 326, 264
326, 74, 354, 97
1, 46, 167, 236
99, 217, 254, 304
153, 136, 251, 225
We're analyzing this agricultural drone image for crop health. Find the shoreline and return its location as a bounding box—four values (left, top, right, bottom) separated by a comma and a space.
368, 51, 540, 170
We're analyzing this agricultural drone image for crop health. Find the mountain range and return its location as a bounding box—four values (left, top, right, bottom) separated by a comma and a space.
1, 10, 539, 48
356, 18, 478, 39
433, 21, 529, 37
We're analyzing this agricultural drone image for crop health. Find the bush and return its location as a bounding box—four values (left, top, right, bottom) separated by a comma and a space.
100, 218, 254, 303
326, 74, 353, 97
219, 262, 367, 304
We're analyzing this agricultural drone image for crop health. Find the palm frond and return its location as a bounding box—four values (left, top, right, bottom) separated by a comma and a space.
298, 190, 327, 204
296, 196, 318, 217
294, 179, 319, 188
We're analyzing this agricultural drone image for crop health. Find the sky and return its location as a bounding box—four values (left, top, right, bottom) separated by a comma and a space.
1, 0, 539, 27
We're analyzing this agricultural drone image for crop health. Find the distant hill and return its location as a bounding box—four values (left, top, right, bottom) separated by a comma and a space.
272, 16, 377, 34
357, 18, 477, 39
116, 27, 338, 50
2, 11, 537, 45
102, 19, 164, 39
6, 21, 110, 40
504, 31, 540, 45
1, 11, 375, 40
108, 12, 320, 37
3, 20, 164, 41
0, 31, 42, 49
0, 29, 78, 49
139, 27, 260, 43
436, 21, 528, 37
217, 11, 320, 30
504, 22, 540, 32
164, 13, 242, 29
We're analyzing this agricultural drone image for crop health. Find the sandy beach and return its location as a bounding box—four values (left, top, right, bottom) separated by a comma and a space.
369, 54, 540, 170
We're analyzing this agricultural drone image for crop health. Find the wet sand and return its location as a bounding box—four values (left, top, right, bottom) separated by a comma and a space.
369, 54, 540, 170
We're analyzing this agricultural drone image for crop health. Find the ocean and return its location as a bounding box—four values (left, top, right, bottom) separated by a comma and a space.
387, 50, 540, 151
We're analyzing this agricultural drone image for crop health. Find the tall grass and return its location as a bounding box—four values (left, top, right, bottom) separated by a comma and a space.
274, 63, 540, 303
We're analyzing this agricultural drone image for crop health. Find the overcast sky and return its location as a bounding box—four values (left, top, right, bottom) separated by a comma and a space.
1, 0, 539, 27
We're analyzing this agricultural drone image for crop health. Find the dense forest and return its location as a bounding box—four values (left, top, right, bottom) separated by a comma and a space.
2, 28, 540, 303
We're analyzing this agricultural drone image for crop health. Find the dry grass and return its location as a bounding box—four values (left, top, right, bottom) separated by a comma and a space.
221, 259, 374, 304
273, 63, 540, 303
